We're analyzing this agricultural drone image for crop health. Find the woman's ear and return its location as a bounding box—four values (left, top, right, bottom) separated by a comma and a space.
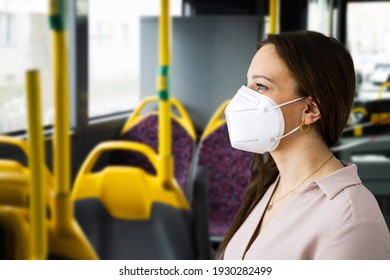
302, 96, 321, 125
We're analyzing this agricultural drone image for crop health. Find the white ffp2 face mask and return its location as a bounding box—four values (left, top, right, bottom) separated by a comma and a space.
225, 85, 304, 154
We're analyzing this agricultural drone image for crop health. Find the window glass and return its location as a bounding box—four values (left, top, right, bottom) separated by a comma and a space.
308, 0, 330, 35
347, 2, 390, 101
0, 0, 53, 134
307, 0, 339, 37
89, 0, 182, 118
345, 1, 390, 166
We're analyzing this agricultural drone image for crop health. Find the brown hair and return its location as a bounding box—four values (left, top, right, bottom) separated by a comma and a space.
215, 31, 356, 259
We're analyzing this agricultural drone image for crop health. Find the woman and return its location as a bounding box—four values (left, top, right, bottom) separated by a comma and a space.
221, 31, 390, 259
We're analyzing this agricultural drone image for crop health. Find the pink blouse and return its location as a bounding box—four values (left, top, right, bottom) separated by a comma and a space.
224, 162, 390, 260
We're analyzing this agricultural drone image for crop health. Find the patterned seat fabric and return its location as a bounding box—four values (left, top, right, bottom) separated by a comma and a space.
197, 124, 252, 237
110, 115, 194, 193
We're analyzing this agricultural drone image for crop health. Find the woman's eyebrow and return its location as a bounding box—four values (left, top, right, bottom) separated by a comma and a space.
251, 74, 276, 84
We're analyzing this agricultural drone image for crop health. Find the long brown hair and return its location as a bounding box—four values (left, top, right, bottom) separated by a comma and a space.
215, 31, 356, 259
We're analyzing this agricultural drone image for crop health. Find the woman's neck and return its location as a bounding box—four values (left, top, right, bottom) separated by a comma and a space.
270, 132, 342, 195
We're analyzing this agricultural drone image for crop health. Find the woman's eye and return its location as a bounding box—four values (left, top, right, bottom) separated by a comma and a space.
256, 83, 268, 91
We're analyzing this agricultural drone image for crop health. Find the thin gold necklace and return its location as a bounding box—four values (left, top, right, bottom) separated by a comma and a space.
267, 154, 333, 212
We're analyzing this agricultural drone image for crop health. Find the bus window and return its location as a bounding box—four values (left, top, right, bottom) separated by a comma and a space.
307, 0, 335, 36
347, 1, 390, 100
88, 0, 182, 118
0, 0, 53, 134
344, 2, 390, 227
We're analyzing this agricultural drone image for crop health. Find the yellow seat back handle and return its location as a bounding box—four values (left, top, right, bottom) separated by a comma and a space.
0, 136, 53, 189
0, 136, 29, 155
77, 141, 159, 176
201, 99, 231, 141
121, 97, 158, 133
121, 97, 196, 140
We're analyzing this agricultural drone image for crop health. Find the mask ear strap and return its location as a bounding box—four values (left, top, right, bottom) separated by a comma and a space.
272, 125, 301, 142
268, 96, 305, 111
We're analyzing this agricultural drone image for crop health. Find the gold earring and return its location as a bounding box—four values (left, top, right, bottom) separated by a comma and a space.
299, 122, 311, 134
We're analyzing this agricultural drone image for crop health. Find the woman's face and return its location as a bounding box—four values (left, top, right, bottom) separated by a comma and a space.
246, 44, 306, 138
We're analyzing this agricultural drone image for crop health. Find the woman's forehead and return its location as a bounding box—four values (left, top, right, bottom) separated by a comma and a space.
247, 44, 292, 83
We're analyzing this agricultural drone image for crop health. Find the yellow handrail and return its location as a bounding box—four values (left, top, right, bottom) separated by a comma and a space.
50, 0, 70, 196
121, 96, 157, 133
121, 96, 196, 140
76, 141, 159, 177
49, 0, 73, 234
0, 136, 54, 191
0, 136, 29, 155
158, 0, 174, 187
48, 1, 97, 259
378, 82, 390, 100
25, 70, 47, 260
269, 0, 279, 34
201, 99, 231, 141
72, 141, 190, 219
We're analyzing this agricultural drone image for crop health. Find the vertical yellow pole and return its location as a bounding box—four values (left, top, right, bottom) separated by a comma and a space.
269, 0, 279, 34
158, 0, 174, 187
26, 70, 47, 260
49, 0, 72, 233
50, 0, 69, 196
378, 82, 390, 100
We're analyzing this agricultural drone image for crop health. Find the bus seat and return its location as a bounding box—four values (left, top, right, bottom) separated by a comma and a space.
0, 135, 96, 260
0, 161, 30, 206
0, 136, 53, 207
0, 206, 30, 260
0, 182, 98, 260
111, 97, 196, 195
191, 100, 252, 248
72, 141, 197, 259
198, 125, 252, 239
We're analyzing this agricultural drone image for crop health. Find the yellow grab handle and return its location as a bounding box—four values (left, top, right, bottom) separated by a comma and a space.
0, 136, 29, 155
0, 136, 53, 192
50, 0, 70, 195
201, 99, 231, 141
49, 0, 66, 32
121, 96, 196, 140
77, 141, 159, 176
171, 97, 196, 140
25, 70, 47, 260
269, 0, 279, 34
159, 0, 170, 67
121, 97, 158, 133
378, 82, 390, 100
158, 0, 173, 186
